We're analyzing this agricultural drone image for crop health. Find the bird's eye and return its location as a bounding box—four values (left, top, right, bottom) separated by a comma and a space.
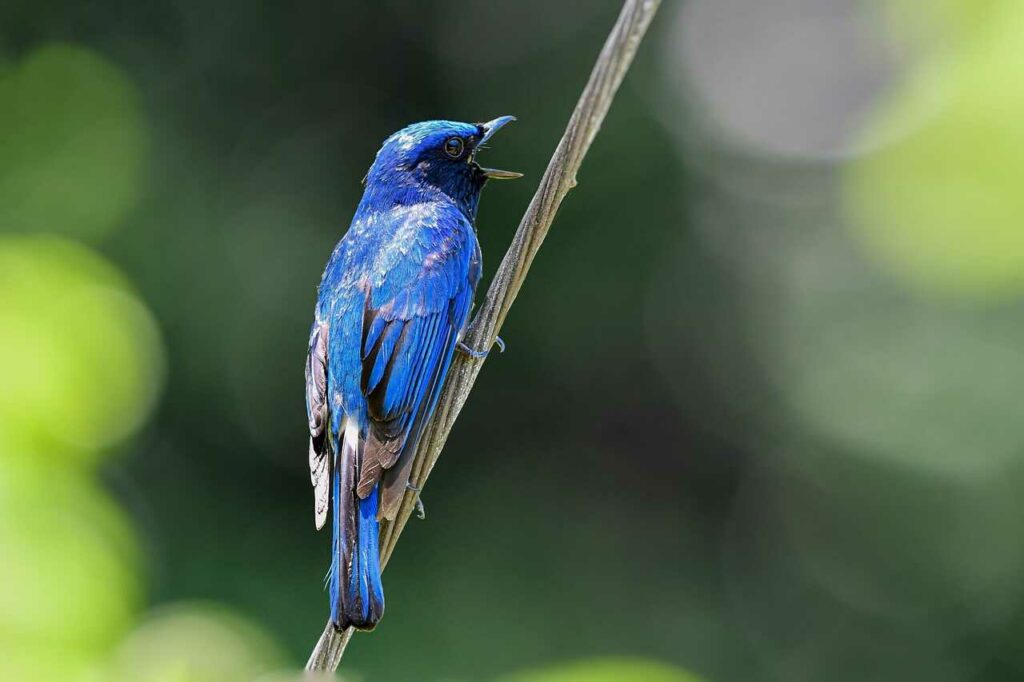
444, 137, 465, 158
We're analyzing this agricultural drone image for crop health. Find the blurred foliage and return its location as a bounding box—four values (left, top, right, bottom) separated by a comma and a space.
0, 235, 164, 459
848, 0, 1024, 298
0, 34, 278, 682
877, 0, 1006, 54
498, 658, 706, 682
111, 603, 284, 682
0, 464, 141, 654
0, 32, 159, 682
0, 44, 146, 240
3, 1, 1024, 681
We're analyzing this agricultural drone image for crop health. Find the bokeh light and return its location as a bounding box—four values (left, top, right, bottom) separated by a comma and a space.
0, 44, 147, 240
0, 647, 106, 682
846, 0, 1024, 298
779, 301, 1024, 478
669, 0, 897, 161
0, 40, 169, 682
0, 235, 164, 460
111, 603, 285, 682
0, 463, 141, 671
498, 658, 706, 682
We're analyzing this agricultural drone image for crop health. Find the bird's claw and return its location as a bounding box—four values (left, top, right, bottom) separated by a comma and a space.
406, 482, 426, 519
457, 341, 488, 359
457, 336, 506, 359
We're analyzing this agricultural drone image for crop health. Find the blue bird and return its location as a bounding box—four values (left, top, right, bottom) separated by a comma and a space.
304, 117, 520, 630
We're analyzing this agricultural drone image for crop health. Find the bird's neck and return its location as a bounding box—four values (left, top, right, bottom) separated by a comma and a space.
361, 168, 483, 222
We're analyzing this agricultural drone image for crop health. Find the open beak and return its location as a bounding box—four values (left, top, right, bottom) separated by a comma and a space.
482, 168, 523, 180
477, 116, 522, 180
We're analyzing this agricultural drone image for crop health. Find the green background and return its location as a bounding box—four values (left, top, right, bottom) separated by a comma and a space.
3, 1, 1024, 680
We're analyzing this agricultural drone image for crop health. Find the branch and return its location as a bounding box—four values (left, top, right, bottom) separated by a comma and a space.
306, 0, 660, 672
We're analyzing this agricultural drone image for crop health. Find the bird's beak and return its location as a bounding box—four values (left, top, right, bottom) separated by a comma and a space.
480, 115, 516, 144
482, 168, 523, 180
478, 116, 522, 180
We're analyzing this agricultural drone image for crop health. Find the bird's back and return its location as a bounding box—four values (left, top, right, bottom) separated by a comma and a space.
317, 197, 481, 444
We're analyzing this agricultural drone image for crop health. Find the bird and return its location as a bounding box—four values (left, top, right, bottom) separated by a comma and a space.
304, 117, 520, 631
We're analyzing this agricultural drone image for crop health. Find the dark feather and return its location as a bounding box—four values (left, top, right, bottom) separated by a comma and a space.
355, 283, 470, 503
305, 322, 330, 529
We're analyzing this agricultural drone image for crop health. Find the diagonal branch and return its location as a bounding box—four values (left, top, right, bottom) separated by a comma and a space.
306, 0, 661, 671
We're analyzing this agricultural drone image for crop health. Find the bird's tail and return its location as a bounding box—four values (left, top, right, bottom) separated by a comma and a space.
330, 419, 385, 630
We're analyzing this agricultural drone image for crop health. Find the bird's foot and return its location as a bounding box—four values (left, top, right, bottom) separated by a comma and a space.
406, 482, 426, 519
457, 336, 506, 359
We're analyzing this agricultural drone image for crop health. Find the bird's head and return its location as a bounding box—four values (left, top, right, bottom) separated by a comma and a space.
364, 117, 520, 217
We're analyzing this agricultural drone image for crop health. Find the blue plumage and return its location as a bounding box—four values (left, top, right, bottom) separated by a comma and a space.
304, 117, 519, 630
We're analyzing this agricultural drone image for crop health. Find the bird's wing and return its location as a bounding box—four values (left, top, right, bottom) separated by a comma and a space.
305, 320, 331, 530
356, 217, 478, 520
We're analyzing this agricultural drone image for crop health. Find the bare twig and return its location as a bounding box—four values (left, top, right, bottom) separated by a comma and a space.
306, 0, 660, 672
